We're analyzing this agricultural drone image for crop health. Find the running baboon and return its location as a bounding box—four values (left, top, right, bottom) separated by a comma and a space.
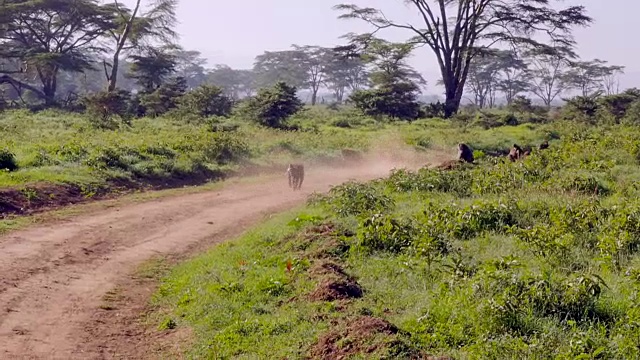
508, 143, 524, 162
457, 143, 474, 163
341, 148, 363, 162
435, 159, 459, 170
539, 140, 549, 150
286, 163, 305, 190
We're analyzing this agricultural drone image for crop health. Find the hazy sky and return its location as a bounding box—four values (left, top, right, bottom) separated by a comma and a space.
125, 0, 637, 91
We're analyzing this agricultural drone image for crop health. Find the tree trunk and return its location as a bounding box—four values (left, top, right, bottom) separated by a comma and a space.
107, 53, 120, 91
106, 0, 141, 92
38, 66, 59, 105
311, 90, 317, 105
334, 86, 344, 103
443, 82, 463, 118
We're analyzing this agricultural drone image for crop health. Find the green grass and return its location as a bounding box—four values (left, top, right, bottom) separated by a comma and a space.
152, 121, 640, 359
0, 108, 379, 189
0, 107, 554, 191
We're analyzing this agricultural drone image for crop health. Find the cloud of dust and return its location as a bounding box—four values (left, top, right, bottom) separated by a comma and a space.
305, 133, 457, 185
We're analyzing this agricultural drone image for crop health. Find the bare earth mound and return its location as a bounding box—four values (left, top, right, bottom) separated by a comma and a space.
0, 149, 433, 359
309, 316, 437, 360
308, 261, 363, 301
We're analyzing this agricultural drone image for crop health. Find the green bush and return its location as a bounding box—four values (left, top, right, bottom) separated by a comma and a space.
238, 82, 304, 128
139, 77, 187, 117
317, 181, 395, 217
82, 90, 133, 129
349, 82, 422, 121
177, 85, 233, 117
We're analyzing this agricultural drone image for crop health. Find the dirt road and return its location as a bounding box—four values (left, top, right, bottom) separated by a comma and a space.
0, 152, 437, 359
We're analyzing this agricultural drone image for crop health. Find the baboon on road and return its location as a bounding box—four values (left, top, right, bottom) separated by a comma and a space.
341, 148, 363, 162
286, 163, 305, 190
457, 143, 474, 163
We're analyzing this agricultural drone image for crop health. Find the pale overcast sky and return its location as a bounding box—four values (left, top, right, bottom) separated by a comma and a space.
124, 0, 638, 91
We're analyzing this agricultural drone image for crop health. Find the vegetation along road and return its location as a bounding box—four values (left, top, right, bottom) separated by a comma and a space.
0, 151, 431, 359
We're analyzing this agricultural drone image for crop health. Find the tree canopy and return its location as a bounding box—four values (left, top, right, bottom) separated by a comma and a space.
335, 0, 592, 117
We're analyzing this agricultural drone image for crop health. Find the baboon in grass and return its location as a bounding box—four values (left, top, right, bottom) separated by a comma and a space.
457, 143, 474, 163
508, 144, 524, 161
539, 140, 549, 150
286, 163, 305, 190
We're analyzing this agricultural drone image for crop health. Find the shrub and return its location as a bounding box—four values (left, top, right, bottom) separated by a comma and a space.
239, 82, 304, 128
598, 89, 640, 122
349, 82, 422, 121
357, 213, 418, 253
177, 85, 233, 117
621, 100, 640, 125
423, 101, 446, 118
82, 90, 133, 129
509, 96, 533, 113
139, 76, 187, 117
202, 133, 250, 164
320, 181, 394, 217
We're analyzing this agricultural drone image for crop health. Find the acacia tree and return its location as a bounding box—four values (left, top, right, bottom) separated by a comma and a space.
602, 66, 625, 95
496, 53, 529, 105
207, 65, 255, 100
170, 48, 208, 90
253, 50, 308, 89
335, 0, 592, 117
128, 45, 177, 92
325, 46, 369, 103
464, 50, 527, 107
324, 53, 368, 103
526, 46, 572, 106
347, 36, 425, 120
464, 52, 501, 108
292, 45, 333, 106
103, 0, 178, 92
564, 59, 624, 97
0, 0, 116, 104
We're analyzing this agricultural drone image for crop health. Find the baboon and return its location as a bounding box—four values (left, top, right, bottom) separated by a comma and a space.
435, 159, 459, 170
508, 143, 524, 162
457, 143, 474, 163
286, 163, 305, 190
539, 140, 549, 150
341, 148, 363, 162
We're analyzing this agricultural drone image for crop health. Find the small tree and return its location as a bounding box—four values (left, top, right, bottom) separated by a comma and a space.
344, 36, 424, 120
128, 45, 178, 93
350, 82, 421, 120
178, 85, 233, 117
83, 89, 133, 129
509, 96, 533, 113
598, 88, 640, 122
139, 76, 186, 116
241, 81, 304, 128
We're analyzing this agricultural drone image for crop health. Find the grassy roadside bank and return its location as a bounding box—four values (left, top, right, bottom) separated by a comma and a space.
0, 107, 554, 220
0, 108, 373, 218
144, 123, 640, 359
